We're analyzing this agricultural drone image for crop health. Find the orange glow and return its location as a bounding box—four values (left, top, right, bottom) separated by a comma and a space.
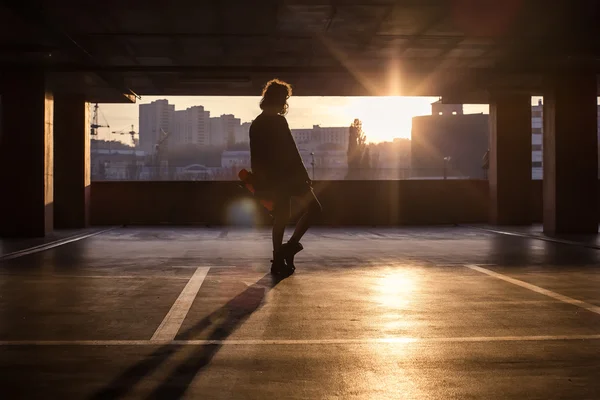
338, 97, 434, 142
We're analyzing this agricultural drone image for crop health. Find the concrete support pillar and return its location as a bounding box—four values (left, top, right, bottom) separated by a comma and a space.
0, 72, 53, 237
489, 92, 532, 225
543, 74, 598, 234
54, 96, 91, 229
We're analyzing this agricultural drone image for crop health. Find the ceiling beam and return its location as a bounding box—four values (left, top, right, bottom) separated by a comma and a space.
3, 0, 139, 99
395, 9, 448, 57
360, 4, 394, 50
6, 63, 598, 75
74, 32, 597, 50
71, 32, 519, 40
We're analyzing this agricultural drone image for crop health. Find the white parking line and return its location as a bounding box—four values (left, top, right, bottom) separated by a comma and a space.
466, 264, 600, 316
151, 267, 210, 341
171, 266, 238, 269
2, 335, 600, 346
0, 227, 118, 261
0, 274, 191, 280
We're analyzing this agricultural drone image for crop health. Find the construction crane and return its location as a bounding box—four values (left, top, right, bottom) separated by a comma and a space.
90, 103, 110, 136
152, 128, 171, 180
112, 125, 140, 180
112, 124, 137, 147
155, 128, 171, 152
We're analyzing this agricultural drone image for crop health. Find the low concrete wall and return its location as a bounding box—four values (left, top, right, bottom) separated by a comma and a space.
91, 180, 491, 226
90, 180, 599, 226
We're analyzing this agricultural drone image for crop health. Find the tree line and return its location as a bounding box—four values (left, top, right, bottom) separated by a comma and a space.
346, 118, 373, 179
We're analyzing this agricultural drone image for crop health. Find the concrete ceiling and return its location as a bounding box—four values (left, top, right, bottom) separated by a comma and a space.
1, 0, 599, 102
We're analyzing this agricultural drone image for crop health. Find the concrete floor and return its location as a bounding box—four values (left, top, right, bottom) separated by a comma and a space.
479, 224, 600, 249
1, 227, 600, 399
0, 227, 111, 258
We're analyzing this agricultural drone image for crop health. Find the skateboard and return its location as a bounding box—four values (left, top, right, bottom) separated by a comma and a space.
238, 169, 274, 215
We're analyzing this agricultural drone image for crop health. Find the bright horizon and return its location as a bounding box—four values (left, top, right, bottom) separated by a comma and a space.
99, 96, 492, 145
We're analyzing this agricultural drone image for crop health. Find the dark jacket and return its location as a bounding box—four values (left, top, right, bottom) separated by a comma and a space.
249, 113, 310, 196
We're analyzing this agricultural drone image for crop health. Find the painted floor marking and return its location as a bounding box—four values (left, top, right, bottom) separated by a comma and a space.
466, 264, 600, 316
464, 225, 600, 250
436, 263, 496, 267
151, 267, 210, 341
2, 335, 600, 346
0, 274, 190, 280
0, 227, 118, 261
171, 265, 237, 269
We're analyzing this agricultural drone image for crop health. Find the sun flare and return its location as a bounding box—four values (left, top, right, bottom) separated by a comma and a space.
340, 96, 435, 143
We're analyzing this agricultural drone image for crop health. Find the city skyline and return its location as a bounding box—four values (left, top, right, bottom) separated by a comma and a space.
99, 95, 568, 146
99, 96, 492, 145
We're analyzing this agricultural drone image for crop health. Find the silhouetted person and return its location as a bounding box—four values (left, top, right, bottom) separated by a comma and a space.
249, 79, 322, 276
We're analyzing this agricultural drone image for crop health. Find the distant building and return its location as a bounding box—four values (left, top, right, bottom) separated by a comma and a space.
235, 122, 251, 144
411, 101, 488, 179
432, 102, 463, 116
221, 150, 251, 169
312, 126, 349, 149
90, 142, 146, 181
413, 99, 600, 180
210, 114, 241, 147
175, 164, 215, 181
291, 128, 313, 149
172, 106, 210, 147
139, 100, 174, 154
173, 110, 187, 147
301, 149, 347, 180
531, 99, 543, 179
221, 126, 348, 179
291, 125, 349, 151
209, 118, 221, 146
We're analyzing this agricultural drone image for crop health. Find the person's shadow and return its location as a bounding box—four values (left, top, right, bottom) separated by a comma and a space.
90, 273, 284, 399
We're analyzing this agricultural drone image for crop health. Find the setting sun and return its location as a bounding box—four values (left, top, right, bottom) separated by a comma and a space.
340, 97, 436, 142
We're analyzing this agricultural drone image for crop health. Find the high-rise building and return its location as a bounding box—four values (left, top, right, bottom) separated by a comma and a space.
171, 106, 211, 148
210, 117, 224, 147
235, 122, 252, 144
139, 100, 174, 154
210, 114, 241, 147
186, 106, 211, 146
173, 110, 187, 146
531, 99, 544, 179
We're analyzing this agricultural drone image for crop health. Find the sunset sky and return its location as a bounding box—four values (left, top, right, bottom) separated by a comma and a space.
99, 96, 491, 145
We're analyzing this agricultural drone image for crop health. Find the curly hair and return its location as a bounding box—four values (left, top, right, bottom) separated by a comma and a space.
260, 79, 292, 115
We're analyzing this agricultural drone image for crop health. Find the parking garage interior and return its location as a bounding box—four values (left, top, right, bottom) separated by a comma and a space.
1, 1, 600, 398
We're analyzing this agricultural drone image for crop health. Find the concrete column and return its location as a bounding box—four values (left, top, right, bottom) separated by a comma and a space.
54, 96, 91, 229
543, 74, 598, 234
489, 92, 532, 225
0, 72, 53, 237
